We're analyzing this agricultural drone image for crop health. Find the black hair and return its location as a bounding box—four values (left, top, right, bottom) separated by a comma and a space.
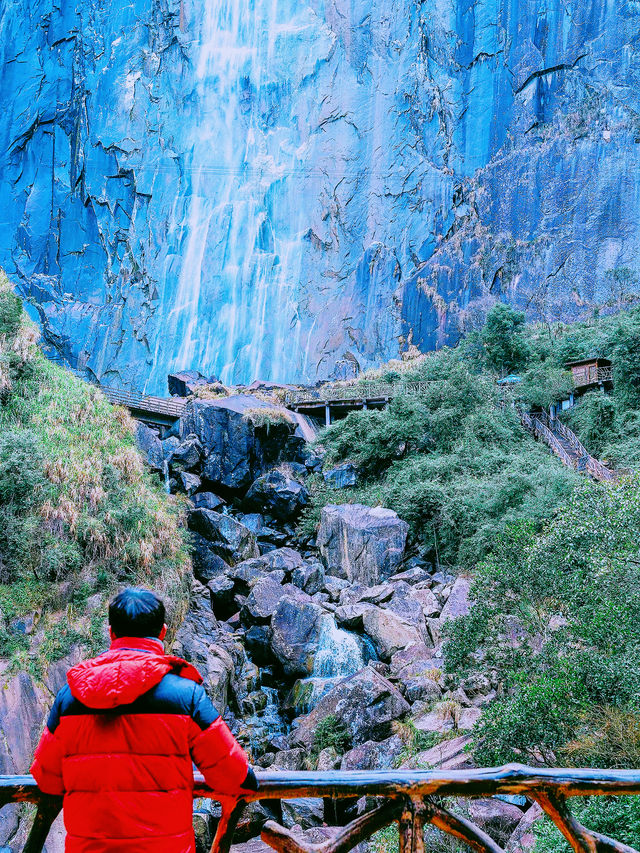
108, 588, 166, 638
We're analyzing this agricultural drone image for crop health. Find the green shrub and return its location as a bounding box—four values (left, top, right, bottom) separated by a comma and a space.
445, 475, 640, 769
312, 714, 351, 756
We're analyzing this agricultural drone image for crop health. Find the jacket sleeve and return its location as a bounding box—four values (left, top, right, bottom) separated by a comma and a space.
31, 691, 65, 795
189, 683, 257, 796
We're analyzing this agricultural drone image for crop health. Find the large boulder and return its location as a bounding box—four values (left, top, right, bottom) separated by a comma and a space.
340, 735, 404, 770
362, 606, 424, 660
191, 532, 233, 583
168, 369, 216, 397
440, 576, 472, 622
243, 577, 291, 623
323, 462, 358, 489
317, 505, 409, 585
179, 396, 295, 491
270, 597, 324, 677
170, 434, 203, 472
188, 509, 259, 564
245, 469, 309, 520
465, 799, 524, 844
291, 667, 410, 748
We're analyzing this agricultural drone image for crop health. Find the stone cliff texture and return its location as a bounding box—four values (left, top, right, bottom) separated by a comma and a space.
1, 1, 639, 392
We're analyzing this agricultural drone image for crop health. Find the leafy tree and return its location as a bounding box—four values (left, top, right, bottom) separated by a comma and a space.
482, 303, 530, 375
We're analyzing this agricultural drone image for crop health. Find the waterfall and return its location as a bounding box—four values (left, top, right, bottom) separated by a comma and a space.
291, 614, 370, 714
156, 0, 319, 387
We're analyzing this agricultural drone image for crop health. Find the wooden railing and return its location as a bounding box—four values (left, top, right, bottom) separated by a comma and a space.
519, 409, 617, 483
101, 387, 187, 419
285, 381, 432, 406
5, 766, 640, 853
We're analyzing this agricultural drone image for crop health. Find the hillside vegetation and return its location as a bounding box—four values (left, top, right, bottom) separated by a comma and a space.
302, 303, 640, 849
0, 272, 189, 674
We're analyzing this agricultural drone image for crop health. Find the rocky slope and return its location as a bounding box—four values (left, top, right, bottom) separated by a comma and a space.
133, 389, 538, 853
1, 2, 639, 390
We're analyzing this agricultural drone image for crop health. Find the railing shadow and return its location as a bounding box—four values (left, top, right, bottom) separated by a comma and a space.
4, 766, 640, 853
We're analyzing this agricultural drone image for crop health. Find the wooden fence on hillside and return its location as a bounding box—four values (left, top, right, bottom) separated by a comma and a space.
5, 765, 640, 853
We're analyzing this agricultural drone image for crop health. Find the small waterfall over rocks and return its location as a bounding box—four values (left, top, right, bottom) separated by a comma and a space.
290, 614, 375, 715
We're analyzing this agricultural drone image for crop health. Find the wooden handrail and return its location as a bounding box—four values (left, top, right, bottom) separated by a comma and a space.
285, 381, 433, 406
4, 765, 640, 853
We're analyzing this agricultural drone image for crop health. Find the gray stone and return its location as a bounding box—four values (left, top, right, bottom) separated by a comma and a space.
270, 597, 324, 677
181, 397, 294, 491
271, 748, 307, 771
317, 504, 409, 585
191, 532, 233, 583
362, 606, 424, 661
506, 804, 544, 853
281, 798, 324, 830
192, 492, 226, 511
323, 576, 351, 601
188, 509, 259, 564
292, 560, 325, 595
402, 734, 473, 771
466, 799, 524, 844
179, 471, 201, 496
340, 735, 404, 770
440, 577, 472, 622
291, 667, 410, 748
168, 370, 215, 397
170, 435, 203, 472
323, 462, 358, 489
243, 576, 289, 623
135, 422, 163, 472
245, 469, 309, 520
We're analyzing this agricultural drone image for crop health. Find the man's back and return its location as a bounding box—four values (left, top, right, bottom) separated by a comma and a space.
31, 636, 255, 853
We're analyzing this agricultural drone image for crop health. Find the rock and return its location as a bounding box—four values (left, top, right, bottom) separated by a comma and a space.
192, 492, 226, 511
173, 588, 237, 710
230, 839, 272, 853
317, 504, 409, 585
466, 799, 524, 844
362, 607, 424, 661
334, 603, 371, 630
506, 804, 544, 853
457, 707, 482, 731
0, 670, 51, 774
439, 576, 472, 622
271, 748, 307, 771
316, 746, 340, 770
231, 548, 304, 592
340, 735, 404, 770
162, 435, 181, 463
243, 576, 289, 623
292, 560, 325, 595
207, 575, 236, 617
170, 435, 203, 472
291, 667, 410, 748
403, 734, 473, 770
414, 702, 462, 735
180, 396, 294, 491
389, 567, 432, 585
390, 643, 436, 677
245, 469, 309, 520
244, 625, 273, 665
413, 587, 440, 618
270, 597, 324, 677
282, 798, 324, 830
179, 471, 201, 495
383, 581, 429, 628
323, 462, 358, 489
323, 576, 351, 601
236, 512, 264, 533
168, 370, 216, 397
403, 672, 442, 704
135, 422, 163, 472
188, 509, 259, 564
191, 533, 233, 583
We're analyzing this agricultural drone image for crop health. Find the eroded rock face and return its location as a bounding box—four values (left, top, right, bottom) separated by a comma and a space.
2, 2, 639, 390
317, 505, 409, 586
180, 398, 294, 491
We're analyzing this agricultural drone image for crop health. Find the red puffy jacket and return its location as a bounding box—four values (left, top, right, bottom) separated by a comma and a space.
31, 636, 256, 853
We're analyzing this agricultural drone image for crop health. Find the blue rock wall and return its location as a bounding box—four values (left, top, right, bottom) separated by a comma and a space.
0, 0, 639, 392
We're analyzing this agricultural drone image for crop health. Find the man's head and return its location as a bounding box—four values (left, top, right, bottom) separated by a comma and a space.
108, 587, 167, 641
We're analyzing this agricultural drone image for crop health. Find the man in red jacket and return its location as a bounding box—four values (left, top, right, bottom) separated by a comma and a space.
31, 587, 257, 853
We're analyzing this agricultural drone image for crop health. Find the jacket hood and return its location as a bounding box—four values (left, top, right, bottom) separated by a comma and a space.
67, 637, 203, 709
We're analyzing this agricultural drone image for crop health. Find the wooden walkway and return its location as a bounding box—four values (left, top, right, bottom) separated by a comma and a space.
284, 381, 429, 425
519, 409, 617, 482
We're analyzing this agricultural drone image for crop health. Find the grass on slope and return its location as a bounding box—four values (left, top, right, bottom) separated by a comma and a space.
0, 271, 190, 675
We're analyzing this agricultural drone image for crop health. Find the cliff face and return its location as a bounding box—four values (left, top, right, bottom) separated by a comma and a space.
1, 0, 639, 392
